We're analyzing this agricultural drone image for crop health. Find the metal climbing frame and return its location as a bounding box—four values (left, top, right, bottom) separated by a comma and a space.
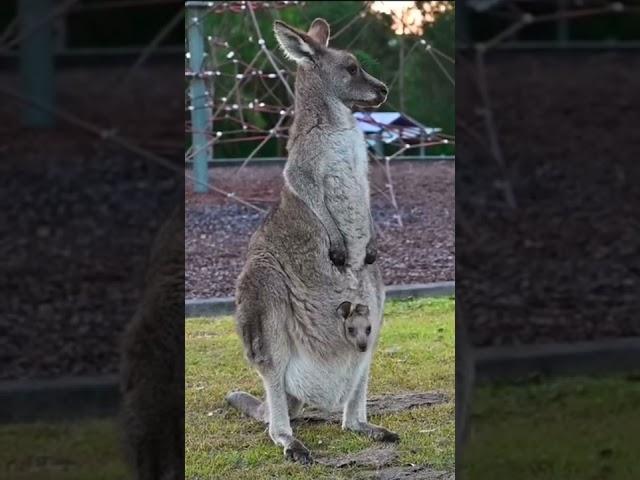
186, 1, 214, 193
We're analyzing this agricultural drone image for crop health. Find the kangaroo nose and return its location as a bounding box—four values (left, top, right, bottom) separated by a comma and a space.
378, 85, 388, 97
358, 344, 367, 352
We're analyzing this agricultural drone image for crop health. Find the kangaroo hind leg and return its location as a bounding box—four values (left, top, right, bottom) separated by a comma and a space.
263, 374, 313, 464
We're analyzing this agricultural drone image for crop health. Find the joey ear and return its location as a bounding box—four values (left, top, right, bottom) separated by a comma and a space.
338, 301, 353, 320
307, 18, 330, 47
355, 304, 370, 316
273, 20, 320, 64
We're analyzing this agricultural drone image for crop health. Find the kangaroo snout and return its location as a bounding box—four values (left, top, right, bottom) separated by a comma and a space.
375, 85, 388, 104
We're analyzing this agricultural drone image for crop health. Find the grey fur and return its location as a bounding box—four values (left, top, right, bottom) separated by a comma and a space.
228, 18, 396, 463
275, 18, 387, 268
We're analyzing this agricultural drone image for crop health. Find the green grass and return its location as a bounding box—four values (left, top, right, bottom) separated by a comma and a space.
0, 419, 127, 480
185, 297, 455, 480
463, 374, 640, 480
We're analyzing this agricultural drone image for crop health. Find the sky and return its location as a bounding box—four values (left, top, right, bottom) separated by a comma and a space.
370, 1, 454, 35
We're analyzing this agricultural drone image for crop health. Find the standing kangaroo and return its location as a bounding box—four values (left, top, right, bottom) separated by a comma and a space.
227, 18, 396, 464
279, 17, 387, 269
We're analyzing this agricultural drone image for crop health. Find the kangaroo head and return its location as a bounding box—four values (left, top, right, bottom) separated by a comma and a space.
338, 301, 372, 352
274, 18, 388, 109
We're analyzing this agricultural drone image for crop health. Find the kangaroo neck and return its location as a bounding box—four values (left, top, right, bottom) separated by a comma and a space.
290, 70, 355, 139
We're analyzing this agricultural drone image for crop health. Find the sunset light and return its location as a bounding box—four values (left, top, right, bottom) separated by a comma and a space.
370, 1, 454, 35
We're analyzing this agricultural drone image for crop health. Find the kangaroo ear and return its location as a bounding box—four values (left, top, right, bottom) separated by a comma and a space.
355, 304, 369, 316
274, 20, 320, 64
308, 18, 330, 47
338, 301, 353, 320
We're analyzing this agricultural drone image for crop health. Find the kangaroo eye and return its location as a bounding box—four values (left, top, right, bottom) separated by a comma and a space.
365, 326, 372, 335
347, 327, 355, 335
346, 64, 358, 75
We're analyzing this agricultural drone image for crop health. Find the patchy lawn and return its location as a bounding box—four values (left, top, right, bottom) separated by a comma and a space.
463, 374, 640, 480
0, 419, 127, 480
185, 297, 455, 479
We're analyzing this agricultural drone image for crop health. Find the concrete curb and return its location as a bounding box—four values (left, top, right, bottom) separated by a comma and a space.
185, 281, 456, 318
186, 297, 235, 318
0, 375, 120, 423
475, 337, 640, 383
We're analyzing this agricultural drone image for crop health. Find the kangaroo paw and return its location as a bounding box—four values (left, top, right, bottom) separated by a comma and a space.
284, 439, 313, 465
329, 247, 346, 267
365, 242, 377, 264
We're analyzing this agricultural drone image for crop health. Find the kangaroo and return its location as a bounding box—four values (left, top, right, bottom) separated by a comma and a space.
227, 18, 397, 464
120, 204, 184, 480
277, 17, 387, 269
338, 301, 372, 353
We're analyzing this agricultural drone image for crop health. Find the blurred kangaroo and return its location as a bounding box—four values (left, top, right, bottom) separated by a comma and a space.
227, 18, 396, 464
456, 304, 476, 465
120, 204, 184, 480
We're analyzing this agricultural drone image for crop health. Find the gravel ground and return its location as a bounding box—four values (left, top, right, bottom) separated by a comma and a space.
186, 161, 455, 298
457, 52, 640, 347
0, 64, 182, 380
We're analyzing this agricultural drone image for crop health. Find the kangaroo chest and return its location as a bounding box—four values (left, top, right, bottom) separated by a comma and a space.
323, 128, 371, 266
327, 128, 370, 200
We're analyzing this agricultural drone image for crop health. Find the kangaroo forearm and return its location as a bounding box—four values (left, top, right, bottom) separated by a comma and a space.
302, 191, 344, 249
325, 199, 369, 229
307, 190, 342, 243
286, 168, 344, 248
323, 175, 371, 242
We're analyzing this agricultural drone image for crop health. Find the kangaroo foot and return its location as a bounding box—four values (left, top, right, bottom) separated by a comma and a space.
270, 428, 313, 465
345, 421, 400, 443
284, 438, 313, 464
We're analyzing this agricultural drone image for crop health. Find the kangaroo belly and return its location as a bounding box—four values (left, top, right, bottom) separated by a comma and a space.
284, 351, 366, 411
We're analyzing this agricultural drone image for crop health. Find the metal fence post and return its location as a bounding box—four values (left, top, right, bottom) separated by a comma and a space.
186, 2, 212, 193
557, 0, 569, 47
19, 0, 55, 128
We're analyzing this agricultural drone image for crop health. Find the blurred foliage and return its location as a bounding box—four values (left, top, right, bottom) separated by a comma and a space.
198, 1, 455, 158
466, 2, 640, 43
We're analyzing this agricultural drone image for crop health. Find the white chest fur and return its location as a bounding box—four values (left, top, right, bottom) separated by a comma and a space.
284, 349, 369, 411
335, 127, 370, 200
324, 127, 371, 267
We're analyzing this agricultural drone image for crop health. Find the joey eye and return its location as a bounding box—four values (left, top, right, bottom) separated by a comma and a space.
347, 327, 355, 335
365, 326, 372, 335
346, 64, 358, 75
